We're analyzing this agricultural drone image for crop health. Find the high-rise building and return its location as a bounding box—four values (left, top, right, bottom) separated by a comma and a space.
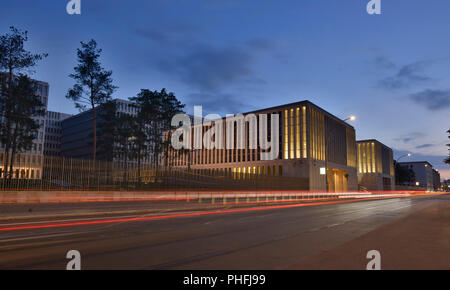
356, 139, 395, 191
0, 73, 48, 179
61, 99, 144, 161
167, 100, 358, 192
44, 111, 72, 157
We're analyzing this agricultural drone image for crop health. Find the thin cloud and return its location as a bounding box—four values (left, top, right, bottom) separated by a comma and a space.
415, 144, 434, 149
409, 89, 450, 110
378, 60, 432, 90
394, 132, 426, 143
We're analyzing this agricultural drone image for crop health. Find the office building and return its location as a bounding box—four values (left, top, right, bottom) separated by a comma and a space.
432, 168, 441, 191
44, 111, 72, 156
167, 100, 358, 192
61, 99, 152, 163
356, 139, 395, 191
0, 73, 48, 179
397, 161, 434, 191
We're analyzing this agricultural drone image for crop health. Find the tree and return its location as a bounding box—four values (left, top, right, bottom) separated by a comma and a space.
0, 26, 47, 182
129, 88, 185, 170
96, 101, 120, 162
445, 129, 450, 164
66, 39, 117, 161
129, 90, 160, 171
394, 161, 416, 186
0, 75, 45, 180
160, 89, 185, 168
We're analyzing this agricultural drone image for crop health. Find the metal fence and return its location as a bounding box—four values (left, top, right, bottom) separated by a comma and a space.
0, 156, 309, 191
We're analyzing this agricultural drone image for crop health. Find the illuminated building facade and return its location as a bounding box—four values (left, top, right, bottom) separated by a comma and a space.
167, 101, 358, 192
356, 139, 395, 191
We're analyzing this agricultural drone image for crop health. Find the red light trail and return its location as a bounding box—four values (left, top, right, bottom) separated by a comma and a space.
0, 193, 439, 232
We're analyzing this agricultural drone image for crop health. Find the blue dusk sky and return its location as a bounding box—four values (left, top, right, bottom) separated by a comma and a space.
1, 0, 449, 178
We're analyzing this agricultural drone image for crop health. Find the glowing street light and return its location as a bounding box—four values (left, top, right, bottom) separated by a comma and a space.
397, 153, 412, 163
344, 115, 356, 122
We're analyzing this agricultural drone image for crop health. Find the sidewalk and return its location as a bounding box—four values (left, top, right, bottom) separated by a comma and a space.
288, 196, 450, 270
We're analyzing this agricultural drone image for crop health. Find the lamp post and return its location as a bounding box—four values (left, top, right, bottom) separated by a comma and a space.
396, 153, 412, 163
324, 115, 356, 192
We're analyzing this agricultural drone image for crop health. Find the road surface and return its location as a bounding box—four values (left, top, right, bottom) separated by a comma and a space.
0, 193, 448, 269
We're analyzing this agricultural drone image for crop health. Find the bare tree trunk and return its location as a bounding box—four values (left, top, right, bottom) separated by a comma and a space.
3, 63, 13, 184
91, 104, 97, 161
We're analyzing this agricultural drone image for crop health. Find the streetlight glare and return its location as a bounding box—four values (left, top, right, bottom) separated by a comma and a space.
349, 115, 356, 121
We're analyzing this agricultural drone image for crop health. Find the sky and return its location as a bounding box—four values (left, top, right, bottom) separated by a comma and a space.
1, 0, 449, 179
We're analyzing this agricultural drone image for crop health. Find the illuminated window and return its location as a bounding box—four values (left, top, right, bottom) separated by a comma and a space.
362, 143, 367, 173
290, 108, 294, 159
371, 142, 376, 173
284, 110, 288, 159
302, 106, 307, 158
296, 108, 300, 158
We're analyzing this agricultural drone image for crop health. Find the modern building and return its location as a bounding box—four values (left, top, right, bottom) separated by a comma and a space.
432, 168, 441, 191
356, 139, 395, 191
44, 111, 72, 157
0, 73, 48, 179
61, 99, 148, 162
397, 161, 434, 191
167, 100, 358, 192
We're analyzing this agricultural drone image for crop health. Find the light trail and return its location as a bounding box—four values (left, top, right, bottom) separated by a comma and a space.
0, 193, 438, 232
0, 190, 435, 204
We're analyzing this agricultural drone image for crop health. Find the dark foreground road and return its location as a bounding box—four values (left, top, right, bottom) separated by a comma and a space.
0, 194, 448, 269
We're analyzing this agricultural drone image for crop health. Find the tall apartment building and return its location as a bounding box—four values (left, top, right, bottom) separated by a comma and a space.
398, 161, 434, 191
0, 73, 48, 179
167, 100, 358, 192
356, 139, 395, 191
44, 111, 72, 157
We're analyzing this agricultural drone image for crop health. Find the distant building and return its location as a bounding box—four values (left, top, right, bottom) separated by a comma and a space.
398, 161, 434, 191
44, 111, 72, 157
432, 169, 441, 191
167, 100, 358, 192
61, 99, 148, 162
0, 73, 48, 179
356, 139, 395, 191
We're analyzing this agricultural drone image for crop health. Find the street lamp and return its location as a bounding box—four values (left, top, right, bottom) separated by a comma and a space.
344, 115, 356, 122
325, 115, 356, 192
396, 153, 412, 163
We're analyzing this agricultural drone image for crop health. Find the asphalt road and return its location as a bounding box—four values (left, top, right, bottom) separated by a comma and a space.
0, 194, 447, 269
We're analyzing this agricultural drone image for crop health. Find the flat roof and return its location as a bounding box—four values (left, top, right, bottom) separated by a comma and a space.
398, 161, 433, 167
236, 100, 355, 129
357, 139, 393, 150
